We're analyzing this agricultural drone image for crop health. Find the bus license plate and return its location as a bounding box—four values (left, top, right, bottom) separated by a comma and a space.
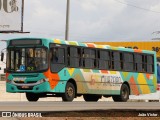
22, 86, 29, 89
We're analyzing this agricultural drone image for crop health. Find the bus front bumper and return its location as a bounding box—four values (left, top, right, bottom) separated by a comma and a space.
6, 81, 51, 93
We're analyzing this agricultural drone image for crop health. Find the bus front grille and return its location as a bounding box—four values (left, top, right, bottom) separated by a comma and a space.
14, 81, 37, 84
17, 86, 33, 90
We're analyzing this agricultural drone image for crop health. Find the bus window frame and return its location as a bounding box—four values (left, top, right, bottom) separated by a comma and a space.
49, 43, 155, 74
123, 52, 134, 72
49, 43, 67, 73
97, 49, 111, 70
82, 48, 97, 69
67, 45, 82, 68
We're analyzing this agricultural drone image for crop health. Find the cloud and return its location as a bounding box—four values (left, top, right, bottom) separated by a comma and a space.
68, 0, 160, 42
24, 0, 66, 38
69, 0, 126, 41
0, 0, 160, 45
150, 3, 160, 12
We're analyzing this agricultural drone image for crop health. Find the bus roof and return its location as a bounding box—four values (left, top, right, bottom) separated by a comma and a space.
7, 38, 156, 55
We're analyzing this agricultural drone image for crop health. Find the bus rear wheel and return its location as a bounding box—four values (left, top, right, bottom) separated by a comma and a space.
83, 94, 100, 102
62, 82, 75, 102
26, 93, 39, 102
112, 84, 129, 102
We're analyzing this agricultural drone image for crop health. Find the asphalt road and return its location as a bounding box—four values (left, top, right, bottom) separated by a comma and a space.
0, 102, 160, 111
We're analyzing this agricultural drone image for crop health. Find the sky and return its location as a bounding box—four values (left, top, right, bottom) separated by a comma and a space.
1, 0, 160, 50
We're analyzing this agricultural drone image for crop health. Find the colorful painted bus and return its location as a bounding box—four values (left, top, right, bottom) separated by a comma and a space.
1, 38, 157, 102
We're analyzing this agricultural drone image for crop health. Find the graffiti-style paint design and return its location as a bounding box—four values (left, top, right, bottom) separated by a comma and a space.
6, 38, 157, 96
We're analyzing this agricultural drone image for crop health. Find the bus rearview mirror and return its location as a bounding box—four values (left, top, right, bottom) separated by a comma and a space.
1, 52, 4, 61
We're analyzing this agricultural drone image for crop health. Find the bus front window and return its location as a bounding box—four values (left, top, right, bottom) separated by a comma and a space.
7, 48, 48, 72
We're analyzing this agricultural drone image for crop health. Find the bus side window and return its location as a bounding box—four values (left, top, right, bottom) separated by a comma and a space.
111, 52, 114, 69
51, 48, 58, 63
147, 55, 154, 73
58, 48, 65, 63
50, 47, 65, 72
142, 55, 147, 72
98, 50, 110, 70
124, 53, 134, 71
68, 47, 80, 67
135, 54, 143, 72
51, 48, 65, 64
113, 51, 121, 70
83, 48, 96, 69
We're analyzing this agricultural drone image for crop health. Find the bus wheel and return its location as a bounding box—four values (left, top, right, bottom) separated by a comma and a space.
83, 95, 100, 102
112, 84, 129, 102
26, 93, 39, 102
62, 82, 75, 102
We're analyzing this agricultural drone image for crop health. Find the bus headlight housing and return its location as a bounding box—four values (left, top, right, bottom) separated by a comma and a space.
6, 79, 11, 83
37, 78, 49, 84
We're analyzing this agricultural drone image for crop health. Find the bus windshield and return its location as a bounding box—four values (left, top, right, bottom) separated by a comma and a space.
7, 47, 48, 72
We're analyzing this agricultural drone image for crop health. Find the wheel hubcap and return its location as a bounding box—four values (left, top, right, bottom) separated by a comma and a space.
67, 87, 73, 97
122, 89, 128, 99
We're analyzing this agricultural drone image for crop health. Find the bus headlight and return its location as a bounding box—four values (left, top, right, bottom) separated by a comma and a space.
37, 78, 49, 84
6, 79, 11, 83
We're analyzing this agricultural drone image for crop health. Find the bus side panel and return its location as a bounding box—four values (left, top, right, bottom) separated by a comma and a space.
122, 72, 157, 95
69, 69, 157, 96
44, 68, 122, 95
42, 64, 157, 96
70, 69, 122, 95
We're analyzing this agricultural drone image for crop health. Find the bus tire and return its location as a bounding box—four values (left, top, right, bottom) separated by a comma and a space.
62, 82, 75, 102
83, 94, 100, 102
26, 93, 39, 102
112, 84, 129, 102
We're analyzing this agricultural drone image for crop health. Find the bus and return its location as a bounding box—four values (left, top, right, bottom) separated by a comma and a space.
1, 38, 157, 102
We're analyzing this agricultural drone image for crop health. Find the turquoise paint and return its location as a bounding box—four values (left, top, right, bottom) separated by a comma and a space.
92, 69, 100, 73
7, 72, 67, 93
87, 88, 120, 95
6, 82, 51, 93
7, 73, 46, 81
50, 81, 67, 93
61, 40, 67, 44
7, 74, 14, 80
41, 38, 50, 47
79, 42, 87, 47
58, 69, 73, 81
6, 73, 49, 92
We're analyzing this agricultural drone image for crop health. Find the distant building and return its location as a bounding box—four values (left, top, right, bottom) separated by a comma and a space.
0, 54, 6, 74
93, 41, 160, 61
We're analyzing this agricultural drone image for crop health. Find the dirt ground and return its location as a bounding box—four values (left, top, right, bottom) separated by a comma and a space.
0, 110, 160, 120
42, 110, 160, 117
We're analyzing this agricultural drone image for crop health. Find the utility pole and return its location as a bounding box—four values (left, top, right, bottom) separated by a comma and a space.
21, 0, 24, 32
65, 0, 70, 41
